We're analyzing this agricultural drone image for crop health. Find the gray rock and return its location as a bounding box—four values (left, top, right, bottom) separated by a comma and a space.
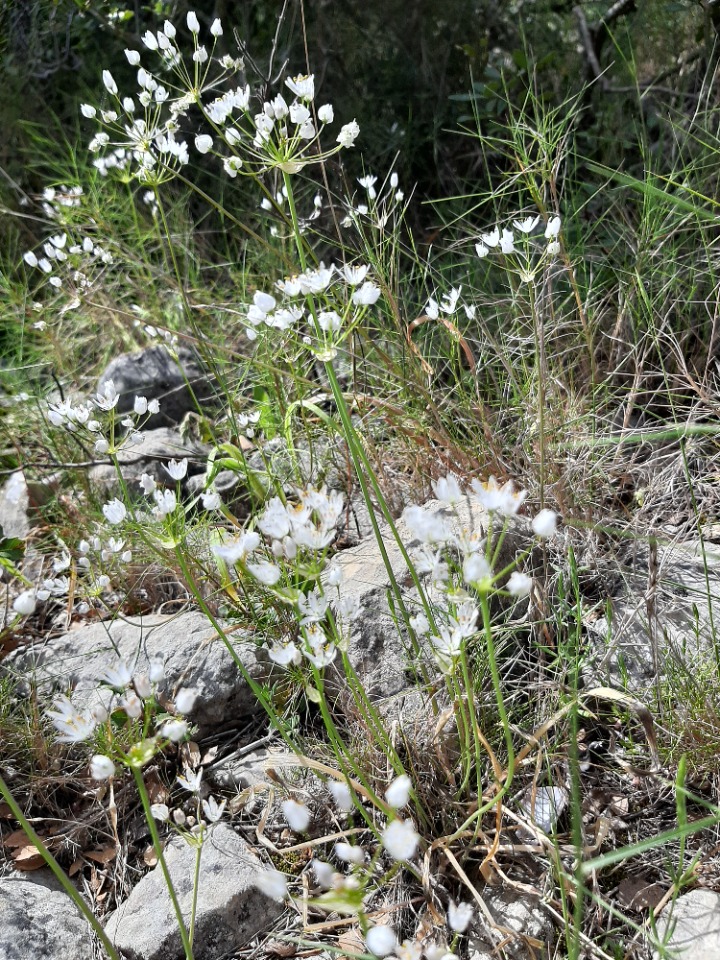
468, 887, 551, 958
654, 889, 720, 959
247, 434, 345, 494
4, 612, 269, 737
328, 498, 530, 719
0, 869, 95, 960
98, 346, 214, 429
105, 823, 284, 960
0, 471, 30, 538
584, 539, 720, 693
88, 427, 209, 493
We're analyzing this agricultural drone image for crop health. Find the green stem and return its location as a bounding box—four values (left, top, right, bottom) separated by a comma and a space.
0, 774, 121, 960
131, 766, 194, 960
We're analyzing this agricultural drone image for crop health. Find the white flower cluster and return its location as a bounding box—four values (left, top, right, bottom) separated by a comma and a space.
22, 229, 112, 299
474, 215, 562, 281
47, 380, 159, 457
81, 15, 359, 187
400, 475, 558, 676
46, 656, 194, 747
243, 261, 380, 343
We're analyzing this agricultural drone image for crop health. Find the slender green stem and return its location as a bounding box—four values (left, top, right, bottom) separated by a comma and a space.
131, 766, 194, 960
189, 836, 203, 947
0, 773, 121, 960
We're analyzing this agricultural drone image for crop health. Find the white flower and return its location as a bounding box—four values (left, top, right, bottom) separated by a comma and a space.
329, 780, 354, 812
335, 841, 364, 864
165, 458, 188, 480
223, 157, 242, 178
213, 531, 260, 565
195, 135, 213, 154
47, 696, 96, 743
149, 659, 165, 683
142, 31, 158, 50
285, 74, 315, 101
475, 242, 488, 258
341, 263, 369, 285
102, 71, 118, 95
282, 798, 311, 832
337, 120, 360, 147
351, 281, 381, 305
318, 310, 341, 332
133, 396, 149, 415
440, 287, 462, 315
192, 46, 208, 64
101, 660, 133, 689
210, 18, 223, 37
366, 926, 398, 957
470, 476, 526, 516
255, 869, 287, 900
90, 755, 116, 780
447, 900, 474, 933
247, 559, 281, 586
103, 499, 127, 525
80, 104, 96, 119
186, 11, 200, 33
13, 590, 36, 616
177, 769, 203, 793
512, 215, 540, 234
500, 229, 515, 254
358, 175, 377, 199
381, 819, 419, 861
462, 553, 492, 587
403, 504, 451, 545
481, 228, 499, 247
174, 688, 197, 714
151, 803, 170, 821
202, 490, 222, 510
125, 49, 141, 65
312, 859, 335, 889
507, 571, 532, 597
385, 775, 411, 809
532, 509, 558, 538
152, 489, 177, 519
410, 613, 430, 636
267, 640, 302, 667
545, 215, 561, 239
432, 474, 463, 505
202, 796, 226, 822
139, 473, 156, 495
159, 718, 188, 742
547, 240, 561, 257
318, 103, 334, 123
164, 20, 176, 38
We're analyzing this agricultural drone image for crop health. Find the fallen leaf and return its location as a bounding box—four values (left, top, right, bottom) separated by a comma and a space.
12, 845, 46, 871
69, 858, 84, 877
3, 829, 33, 849
85, 846, 117, 865
618, 876, 666, 911
266, 941, 297, 957
337, 926, 364, 956
180, 741, 201, 769
0, 803, 13, 818
143, 845, 158, 867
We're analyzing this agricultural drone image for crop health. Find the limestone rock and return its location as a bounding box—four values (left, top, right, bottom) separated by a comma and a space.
468, 887, 551, 958
105, 823, 284, 960
0, 870, 95, 960
87, 427, 209, 493
584, 539, 720, 693
328, 498, 530, 719
97, 346, 214, 429
654, 889, 720, 959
